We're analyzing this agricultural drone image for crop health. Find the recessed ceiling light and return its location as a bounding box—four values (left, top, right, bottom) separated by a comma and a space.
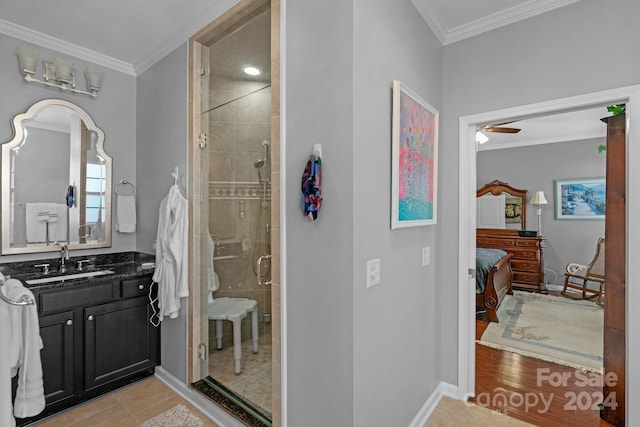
243, 65, 261, 76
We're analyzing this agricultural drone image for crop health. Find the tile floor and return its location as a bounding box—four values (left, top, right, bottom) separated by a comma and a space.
208, 341, 272, 418
30, 377, 218, 427
27, 375, 532, 427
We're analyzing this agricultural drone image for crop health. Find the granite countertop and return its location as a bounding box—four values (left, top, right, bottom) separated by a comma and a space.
1, 251, 156, 291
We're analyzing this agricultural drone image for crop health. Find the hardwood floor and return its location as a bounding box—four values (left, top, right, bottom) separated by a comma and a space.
475, 317, 614, 427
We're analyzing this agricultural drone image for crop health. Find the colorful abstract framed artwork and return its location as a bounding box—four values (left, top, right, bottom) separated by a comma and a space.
554, 177, 606, 220
391, 80, 439, 229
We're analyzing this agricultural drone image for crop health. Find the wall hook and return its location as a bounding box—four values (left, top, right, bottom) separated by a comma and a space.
171, 166, 179, 185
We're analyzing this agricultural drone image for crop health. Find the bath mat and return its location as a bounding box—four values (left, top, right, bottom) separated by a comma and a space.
140, 404, 204, 427
479, 291, 603, 373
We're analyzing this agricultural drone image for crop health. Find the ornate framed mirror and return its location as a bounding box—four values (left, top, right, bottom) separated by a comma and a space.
1, 99, 112, 254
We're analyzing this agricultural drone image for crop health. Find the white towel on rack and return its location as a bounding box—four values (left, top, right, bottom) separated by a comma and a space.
116, 193, 136, 233
50, 204, 68, 242
0, 279, 45, 425
25, 203, 67, 243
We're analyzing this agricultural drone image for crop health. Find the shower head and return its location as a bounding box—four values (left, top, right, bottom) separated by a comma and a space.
254, 158, 265, 182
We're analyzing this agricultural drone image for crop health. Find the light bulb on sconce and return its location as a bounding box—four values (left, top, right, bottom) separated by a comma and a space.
84, 68, 104, 92
52, 57, 74, 84
16, 45, 103, 97
16, 45, 39, 75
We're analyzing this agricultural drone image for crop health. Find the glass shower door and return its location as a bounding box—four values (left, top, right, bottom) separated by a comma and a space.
194, 5, 272, 423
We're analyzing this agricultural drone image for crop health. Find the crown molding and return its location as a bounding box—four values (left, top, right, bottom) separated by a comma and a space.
413, 0, 582, 46
411, 0, 448, 45
2, 0, 258, 77
0, 18, 135, 76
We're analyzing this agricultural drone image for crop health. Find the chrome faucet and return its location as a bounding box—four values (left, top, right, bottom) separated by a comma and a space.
59, 244, 69, 273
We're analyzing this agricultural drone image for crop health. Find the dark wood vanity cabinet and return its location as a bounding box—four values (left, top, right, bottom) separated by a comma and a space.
38, 310, 76, 409
84, 292, 158, 391
18, 275, 158, 425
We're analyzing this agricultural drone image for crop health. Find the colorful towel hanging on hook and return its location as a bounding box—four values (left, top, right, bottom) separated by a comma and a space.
301, 145, 322, 220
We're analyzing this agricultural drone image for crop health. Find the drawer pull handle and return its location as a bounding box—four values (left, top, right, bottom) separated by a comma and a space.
87, 315, 94, 321
66, 320, 73, 326
138, 284, 145, 290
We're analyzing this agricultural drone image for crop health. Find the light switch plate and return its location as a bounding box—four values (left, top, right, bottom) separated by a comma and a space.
366, 258, 381, 288
422, 247, 431, 267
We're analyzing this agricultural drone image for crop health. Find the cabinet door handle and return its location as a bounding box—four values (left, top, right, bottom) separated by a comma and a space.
87, 315, 94, 321
138, 284, 145, 290
66, 319, 73, 326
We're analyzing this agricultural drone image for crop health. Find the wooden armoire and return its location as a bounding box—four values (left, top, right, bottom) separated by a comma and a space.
601, 113, 625, 426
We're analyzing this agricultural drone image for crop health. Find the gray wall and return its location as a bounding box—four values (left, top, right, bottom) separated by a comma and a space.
478, 138, 606, 286
285, 0, 443, 425
0, 33, 137, 262
136, 43, 189, 382
352, 0, 442, 425
284, 0, 355, 425
439, 0, 640, 383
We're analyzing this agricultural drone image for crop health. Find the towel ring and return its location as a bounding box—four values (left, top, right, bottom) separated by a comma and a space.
115, 180, 136, 196
0, 280, 35, 306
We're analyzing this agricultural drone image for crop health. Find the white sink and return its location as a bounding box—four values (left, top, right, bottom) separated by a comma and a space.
25, 270, 115, 285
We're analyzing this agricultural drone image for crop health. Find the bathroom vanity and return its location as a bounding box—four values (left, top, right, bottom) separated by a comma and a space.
4, 252, 159, 426
0, 100, 160, 424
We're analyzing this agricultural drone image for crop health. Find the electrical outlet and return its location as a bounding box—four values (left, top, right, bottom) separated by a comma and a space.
366, 258, 381, 288
422, 247, 431, 267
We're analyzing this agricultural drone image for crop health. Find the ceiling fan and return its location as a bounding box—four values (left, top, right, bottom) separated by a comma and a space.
481, 121, 521, 134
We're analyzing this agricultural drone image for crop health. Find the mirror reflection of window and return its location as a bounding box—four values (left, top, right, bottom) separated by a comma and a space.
85, 163, 106, 226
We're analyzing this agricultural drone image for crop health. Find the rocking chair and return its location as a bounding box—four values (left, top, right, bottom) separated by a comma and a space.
561, 237, 605, 305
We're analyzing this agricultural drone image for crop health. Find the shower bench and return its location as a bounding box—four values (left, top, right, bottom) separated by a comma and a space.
208, 297, 259, 373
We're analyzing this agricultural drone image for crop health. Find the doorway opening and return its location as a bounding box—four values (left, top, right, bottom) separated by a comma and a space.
187, 1, 280, 425
457, 86, 640, 424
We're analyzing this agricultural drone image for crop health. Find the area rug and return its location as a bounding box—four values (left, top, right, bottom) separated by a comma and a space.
140, 404, 204, 427
479, 291, 603, 373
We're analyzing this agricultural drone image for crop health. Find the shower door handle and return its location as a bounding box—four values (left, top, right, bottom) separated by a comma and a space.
256, 255, 272, 286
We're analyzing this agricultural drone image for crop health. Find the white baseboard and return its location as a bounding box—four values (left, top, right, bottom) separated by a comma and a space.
154, 366, 245, 427
408, 382, 460, 427
545, 284, 564, 292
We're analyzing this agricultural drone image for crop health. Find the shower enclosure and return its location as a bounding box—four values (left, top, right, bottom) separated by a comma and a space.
193, 4, 273, 423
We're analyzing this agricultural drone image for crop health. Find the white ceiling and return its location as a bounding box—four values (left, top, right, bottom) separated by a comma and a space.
0, 0, 596, 148
477, 106, 608, 151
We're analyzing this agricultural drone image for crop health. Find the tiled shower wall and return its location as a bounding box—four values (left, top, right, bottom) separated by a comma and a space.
207, 71, 272, 346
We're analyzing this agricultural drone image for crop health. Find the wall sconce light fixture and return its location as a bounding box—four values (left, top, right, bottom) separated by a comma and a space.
16, 45, 103, 98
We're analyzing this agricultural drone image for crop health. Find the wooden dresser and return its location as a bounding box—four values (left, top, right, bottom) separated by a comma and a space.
477, 230, 546, 293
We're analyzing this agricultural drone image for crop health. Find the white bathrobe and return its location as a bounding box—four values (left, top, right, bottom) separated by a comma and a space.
1, 279, 45, 426
152, 185, 189, 321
